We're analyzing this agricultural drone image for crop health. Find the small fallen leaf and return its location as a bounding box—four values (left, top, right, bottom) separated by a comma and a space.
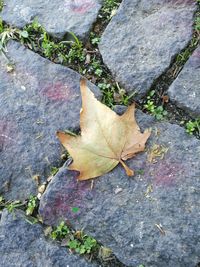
57, 79, 151, 180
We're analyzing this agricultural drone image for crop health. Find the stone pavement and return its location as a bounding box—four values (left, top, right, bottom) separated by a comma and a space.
1, 1, 200, 267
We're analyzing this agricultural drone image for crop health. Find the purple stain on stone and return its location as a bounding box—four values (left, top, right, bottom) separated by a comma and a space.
65, 0, 96, 14
41, 82, 75, 102
39, 169, 95, 225
152, 162, 185, 187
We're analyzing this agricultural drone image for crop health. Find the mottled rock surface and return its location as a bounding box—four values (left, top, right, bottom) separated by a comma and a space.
0, 41, 100, 200
168, 45, 200, 117
1, 0, 102, 39
40, 111, 200, 267
99, 0, 197, 98
0, 209, 96, 267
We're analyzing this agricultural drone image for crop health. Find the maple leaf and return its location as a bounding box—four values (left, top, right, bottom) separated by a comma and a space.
57, 79, 151, 180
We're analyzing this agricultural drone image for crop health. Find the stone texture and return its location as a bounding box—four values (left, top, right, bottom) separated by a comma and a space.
168, 45, 200, 117
0, 41, 100, 200
99, 0, 197, 99
0, 209, 97, 267
1, 0, 102, 40
39, 111, 200, 267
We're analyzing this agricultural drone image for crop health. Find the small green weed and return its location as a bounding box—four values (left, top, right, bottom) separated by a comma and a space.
68, 235, 97, 254
26, 195, 38, 216
0, 197, 24, 212
51, 221, 70, 240
185, 119, 200, 135
50, 221, 98, 255
0, 18, 4, 34
50, 166, 59, 176
65, 32, 85, 63
98, 81, 115, 107
90, 32, 101, 45
101, 0, 121, 20
6, 200, 24, 213
91, 58, 103, 77
144, 91, 167, 120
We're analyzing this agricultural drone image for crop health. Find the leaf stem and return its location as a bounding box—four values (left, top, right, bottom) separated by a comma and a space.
119, 160, 134, 176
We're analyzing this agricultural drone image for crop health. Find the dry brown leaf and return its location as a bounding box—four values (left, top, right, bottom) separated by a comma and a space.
57, 79, 151, 181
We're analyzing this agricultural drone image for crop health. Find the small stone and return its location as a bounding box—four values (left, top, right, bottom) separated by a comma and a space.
37, 193, 42, 200
114, 187, 123, 194
38, 184, 46, 194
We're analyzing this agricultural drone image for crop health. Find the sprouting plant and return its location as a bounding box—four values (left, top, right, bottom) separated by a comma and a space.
68, 234, 98, 254
144, 90, 167, 120
6, 200, 24, 213
90, 58, 103, 77
41, 32, 58, 58
90, 32, 101, 45
26, 195, 38, 216
50, 221, 70, 240
185, 119, 200, 135
0, 18, 4, 34
0, 27, 18, 47
65, 32, 85, 63
98, 82, 115, 107
101, 0, 121, 20
50, 222, 98, 255
24, 19, 44, 33
50, 166, 59, 176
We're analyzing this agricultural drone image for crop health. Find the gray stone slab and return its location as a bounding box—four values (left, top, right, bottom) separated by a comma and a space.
99, 0, 197, 99
0, 41, 100, 200
0, 209, 97, 267
1, 0, 102, 39
168, 45, 200, 117
39, 111, 200, 267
